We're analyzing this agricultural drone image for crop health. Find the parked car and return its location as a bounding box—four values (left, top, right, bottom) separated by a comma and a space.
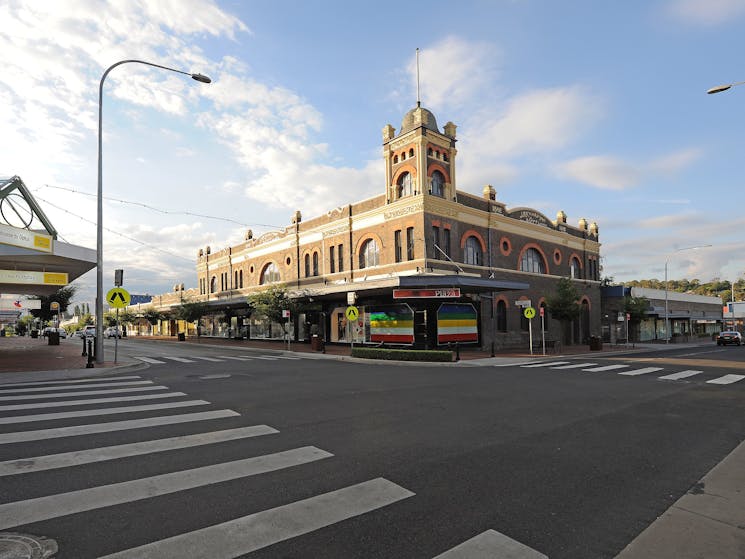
83, 325, 97, 338
73, 329, 85, 339
105, 327, 122, 339
45, 327, 67, 339
716, 331, 742, 346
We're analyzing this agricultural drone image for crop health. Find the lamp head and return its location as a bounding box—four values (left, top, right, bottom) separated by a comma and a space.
191, 73, 212, 84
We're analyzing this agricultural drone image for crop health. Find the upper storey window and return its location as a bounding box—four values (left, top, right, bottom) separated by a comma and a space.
260, 262, 281, 284
430, 170, 444, 197
359, 238, 380, 269
520, 248, 545, 274
570, 257, 581, 279
464, 236, 483, 266
397, 172, 413, 198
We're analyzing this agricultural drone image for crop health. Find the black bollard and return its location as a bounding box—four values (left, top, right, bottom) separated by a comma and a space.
82, 337, 87, 356
490, 341, 495, 357
86, 339, 94, 368
455, 342, 460, 362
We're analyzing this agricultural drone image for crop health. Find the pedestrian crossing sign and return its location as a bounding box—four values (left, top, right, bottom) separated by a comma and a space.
107, 287, 131, 308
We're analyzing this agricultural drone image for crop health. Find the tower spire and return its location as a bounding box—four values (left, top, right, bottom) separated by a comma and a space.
416, 47, 421, 107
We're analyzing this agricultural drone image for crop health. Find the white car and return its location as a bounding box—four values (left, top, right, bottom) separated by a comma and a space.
105, 327, 122, 338
83, 326, 97, 338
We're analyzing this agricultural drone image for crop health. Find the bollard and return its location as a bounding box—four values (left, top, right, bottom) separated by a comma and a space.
455, 342, 460, 362
490, 341, 495, 357
82, 337, 87, 356
86, 339, 94, 368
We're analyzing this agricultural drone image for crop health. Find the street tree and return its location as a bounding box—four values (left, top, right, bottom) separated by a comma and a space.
246, 284, 299, 324
545, 277, 581, 344
29, 286, 77, 323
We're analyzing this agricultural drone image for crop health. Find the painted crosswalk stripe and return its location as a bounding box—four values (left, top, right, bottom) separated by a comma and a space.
253, 356, 278, 361
0, 446, 333, 531
0, 392, 186, 412
0, 385, 169, 401
217, 356, 253, 361
706, 374, 745, 385
658, 370, 703, 381
0, 425, 279, 476
582, 364, 630, 372
0, 380, 155, 394
0, 410, 239, 444
99, 477, 414, 559
272, 356, 302, 360
618, 367, 665, 376
433, 529, 548, 559
0, 400, 210, 425
135, 356, 166, 364
191, 356, 225, 362
0, 376, 142, 389
162, 356, 195, 363
551, 362, 597, 370
521, 361, 570, 368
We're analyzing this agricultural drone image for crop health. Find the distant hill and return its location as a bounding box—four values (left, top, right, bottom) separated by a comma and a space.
606, 278, 744, 305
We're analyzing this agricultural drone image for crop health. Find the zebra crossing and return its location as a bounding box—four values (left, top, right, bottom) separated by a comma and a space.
517, 360, 745, 385
133, 353, 304, 365
0, 374, 545, 558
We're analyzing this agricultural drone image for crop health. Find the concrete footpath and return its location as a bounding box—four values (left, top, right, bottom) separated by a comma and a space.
0, 335, 743, 558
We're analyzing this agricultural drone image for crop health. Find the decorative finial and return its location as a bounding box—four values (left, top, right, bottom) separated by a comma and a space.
416, 48, 421, 107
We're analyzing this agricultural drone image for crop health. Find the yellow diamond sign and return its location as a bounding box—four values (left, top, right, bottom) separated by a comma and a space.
106, 287, 131, 308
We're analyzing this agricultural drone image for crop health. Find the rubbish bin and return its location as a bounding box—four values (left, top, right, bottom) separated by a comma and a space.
177, 332, 185, 341
311, 334, 324, 351
48, 331, 60, 346
589, 336, 602, 351
30, 330, 39, 339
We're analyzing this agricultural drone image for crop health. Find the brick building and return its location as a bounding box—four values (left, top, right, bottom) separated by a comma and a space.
170, 103, 602, 350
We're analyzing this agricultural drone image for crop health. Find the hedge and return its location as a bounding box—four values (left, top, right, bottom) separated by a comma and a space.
351, 347, 453, 362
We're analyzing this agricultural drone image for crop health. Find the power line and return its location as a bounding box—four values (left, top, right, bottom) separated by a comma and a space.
35, 184, 283, 229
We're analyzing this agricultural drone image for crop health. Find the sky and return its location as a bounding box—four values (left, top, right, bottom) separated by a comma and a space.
2, 0, 745, 309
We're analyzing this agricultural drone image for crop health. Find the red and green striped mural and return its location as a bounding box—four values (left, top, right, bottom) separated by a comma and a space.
437, 303, 478, 344
369, 304, 414, 343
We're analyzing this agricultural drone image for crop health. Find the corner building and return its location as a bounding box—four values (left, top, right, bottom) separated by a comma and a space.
194, 103, 602, 350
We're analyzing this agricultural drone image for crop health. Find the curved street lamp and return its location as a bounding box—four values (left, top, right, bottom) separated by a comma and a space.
707, 80, 745, 94
664, 244, 712, 343
96, 60, 211, 363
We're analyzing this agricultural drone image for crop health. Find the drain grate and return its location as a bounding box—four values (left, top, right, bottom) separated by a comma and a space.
0, 532, 58, 558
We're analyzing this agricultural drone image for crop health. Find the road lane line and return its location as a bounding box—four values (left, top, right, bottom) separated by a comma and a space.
161, 357, 195, 363
217, 356, 253, 361
551, 363, 597, 370
272, 356, 302, 360
0, 425, 279, 476
658, 370, 703, 381
0, 386, 169, 401
0, 381, 155, 394
706, 374, 745, 385
0, 376, 142, 388
0, 392, 186, 412
99, 477, 413, 559
135, 356, 166, 364
618, 367, 665, 376
433, 529, 548, 559
582, 364, 630, 372
520, 361, 570, 368
0, 446, 333, 531
0, 410, 239, 444
0, 400, 210, 425
191, 356, 225, 362
253, 356, 278, 361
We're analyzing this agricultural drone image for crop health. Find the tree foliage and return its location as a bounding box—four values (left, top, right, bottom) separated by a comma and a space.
174, 298, 210, 323
545, 277, 581, 322
141, 307, 166, 325
624, 296, 649, 322
246, 284, 298, 324
29, 286, 77, 322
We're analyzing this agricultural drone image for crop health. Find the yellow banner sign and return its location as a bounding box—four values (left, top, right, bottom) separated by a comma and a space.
0, 223, 53, 253
0, 270, 68, 285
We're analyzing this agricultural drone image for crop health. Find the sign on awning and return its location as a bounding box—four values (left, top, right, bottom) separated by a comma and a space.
0, 270, 67, 285
0, 223, 52, 253
393, 288, 461, 299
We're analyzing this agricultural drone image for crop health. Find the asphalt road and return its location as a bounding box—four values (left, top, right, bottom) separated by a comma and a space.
1, 340, 744, 558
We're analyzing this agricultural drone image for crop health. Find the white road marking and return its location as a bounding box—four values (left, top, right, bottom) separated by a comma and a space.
551, 362, 597, 370
0, 446, 333, 531
520, 361, 570, 368
658, 370, 703, 381
134, 356, 166, 364
706, 374, 745, 385
272, 356, 302, 360
0, 392, 186, 412
0, 380, 155, 394
0, 376, 142, 388
0, 400, 210, 425
0, 386, 168, 401
618, 367, 665, 376
217, 355, 253, 361
253, 356, 278, 361
434, 529, 548, 559
99, 477, 414, 559
582, 364, 630, 372
191, 356, 225, 362
0, 410, 239, 444
0, 425, 279, 476
161, 356, 195, 363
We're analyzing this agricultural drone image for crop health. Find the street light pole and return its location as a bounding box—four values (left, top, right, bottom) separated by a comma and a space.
664, 244, 711, 343
96, 60, 210, 363
707, 80, 745, 95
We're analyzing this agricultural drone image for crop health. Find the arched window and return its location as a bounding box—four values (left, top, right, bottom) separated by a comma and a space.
464, 236, 483, 266
393, 154, 399, 164
520, 248, 545, 274
304, 254, 310, 277
260, 262, 280, 285
397, 172, 412, 198
443, 152, 448, 162
239, 269, 243, 288
234, 270, 239, 288
409, 148, 414, 157
312, 252, 319, 276
570, 257, 581, 279
427, 147, 433, 156
210, 276, 217, 293
430, 170, 444, 197
497, 300, 507, 332
359, 238, 379, 269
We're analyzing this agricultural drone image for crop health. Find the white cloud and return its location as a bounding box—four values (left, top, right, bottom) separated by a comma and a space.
666, 0, 745, 25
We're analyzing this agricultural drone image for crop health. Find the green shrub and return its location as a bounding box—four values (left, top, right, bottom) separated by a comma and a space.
351, 347, 453, 362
